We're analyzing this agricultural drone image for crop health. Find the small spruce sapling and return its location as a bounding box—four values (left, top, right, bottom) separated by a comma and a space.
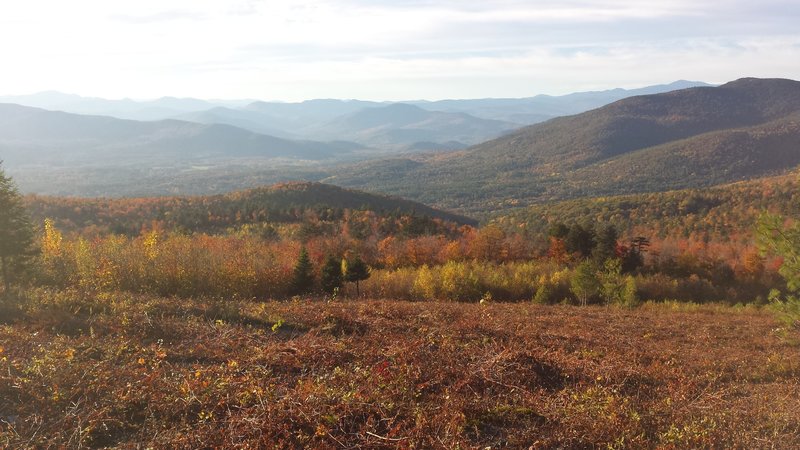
343, 255, 370, 297
289, 247, 315, 295
320, 255, 343, 295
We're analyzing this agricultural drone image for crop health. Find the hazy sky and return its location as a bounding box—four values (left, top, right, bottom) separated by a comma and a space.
1, 0, 798, 101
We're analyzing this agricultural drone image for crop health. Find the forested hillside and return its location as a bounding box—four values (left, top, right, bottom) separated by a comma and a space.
3, 159, 800, 448
327, 78, 800, 213
25, 182, 475, 235
491, 173, 800, 241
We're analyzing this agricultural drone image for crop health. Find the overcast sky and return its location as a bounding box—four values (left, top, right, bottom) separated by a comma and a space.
1, 0, 798, 101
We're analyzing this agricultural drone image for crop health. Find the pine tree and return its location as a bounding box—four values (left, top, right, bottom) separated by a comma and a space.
592, 224, 618, 263
757, 213, 800, 326
0, 164, 35, 293
289, 247, 315, 295
320, 255, 343, 295
343, 255, 370, 297
565, 224, 596, 258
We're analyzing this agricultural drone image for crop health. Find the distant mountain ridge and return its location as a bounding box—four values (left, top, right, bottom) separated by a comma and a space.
0, 103, 362, 166
1, 80, 710, 125
304, 103, 519, 150
6, 78, 766, 210
325, 78, 800, 214
408, 80, 712, 123
0, 91, 253, 121
1, 81, 710, 152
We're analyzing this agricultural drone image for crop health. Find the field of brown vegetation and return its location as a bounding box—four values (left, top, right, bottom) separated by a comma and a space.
2, 290, 798, 448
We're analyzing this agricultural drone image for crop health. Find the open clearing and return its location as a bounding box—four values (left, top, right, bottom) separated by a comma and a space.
1, 291, 799, 448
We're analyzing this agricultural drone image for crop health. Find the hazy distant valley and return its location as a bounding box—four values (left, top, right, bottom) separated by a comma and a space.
5, 78, 799, 218
1, 80, 713, 201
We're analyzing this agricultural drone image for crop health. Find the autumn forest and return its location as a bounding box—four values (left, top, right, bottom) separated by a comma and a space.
3, 78, 800, 448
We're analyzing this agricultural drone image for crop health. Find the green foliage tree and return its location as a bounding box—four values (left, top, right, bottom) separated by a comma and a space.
533, 282, 554, 305
619, 236, 649, 273
548, 222, 570, 239
593, 224, 618, 263
289, 247, 315, 295
570, 260, 600, 306
343, 255, 370, 297
0, 164, 35, 293
598, 258, 625, 304
757, 213, 800, 325
621, 275, 639, 308
320, 255, 343, 295
596, 258, 640, 307
565, 224, 596, 258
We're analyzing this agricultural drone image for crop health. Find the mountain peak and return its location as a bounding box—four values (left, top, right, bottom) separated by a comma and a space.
720, 77, 800, 89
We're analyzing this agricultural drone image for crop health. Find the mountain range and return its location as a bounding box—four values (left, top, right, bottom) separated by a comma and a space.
6, 77, 797, 218
0, 103, 363, 167
325, 78, 800, 214
0, 91, 251, 121
0, 80, 709, 153
407, 80, 711, 123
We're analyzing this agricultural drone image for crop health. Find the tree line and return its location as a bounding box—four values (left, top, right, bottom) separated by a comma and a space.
1, 163, 798, 323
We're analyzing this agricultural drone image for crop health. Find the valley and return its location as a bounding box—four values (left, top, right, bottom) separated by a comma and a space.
2, 78, 800, 449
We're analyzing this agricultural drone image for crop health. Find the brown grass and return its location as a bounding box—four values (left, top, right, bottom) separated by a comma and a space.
1, 290, 799, 448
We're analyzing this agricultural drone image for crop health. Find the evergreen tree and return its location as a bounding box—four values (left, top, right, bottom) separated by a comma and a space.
757, 213, 800, 326
621, 236, 650, 273
0, 164, 35, 293
320, 255, 343, 295
593, 224, 618, 263
289, 247, 315, 295
548, 222, 570, 239
565, 224, 596, 258
343, 255, 370, 297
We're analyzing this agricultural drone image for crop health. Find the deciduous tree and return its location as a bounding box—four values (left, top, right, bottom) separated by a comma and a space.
570, 260, 600, 306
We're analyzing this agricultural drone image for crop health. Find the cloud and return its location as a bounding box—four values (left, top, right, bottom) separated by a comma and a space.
110, 10, 207, 24
0, 0, 798, 100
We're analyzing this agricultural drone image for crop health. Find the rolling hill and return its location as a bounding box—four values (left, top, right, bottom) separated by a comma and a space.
1, 82, 709, 154
305, 103, 519, 150
2, 81, 709, 127
325, 78, 800, 214
25, 181, 476, 235
489, 172, 800, 241
409, 80, 712, 124
0, 91, 249, 121
176, 102, 517, 150
0, 103, 363, 166
173, 106, 299, 139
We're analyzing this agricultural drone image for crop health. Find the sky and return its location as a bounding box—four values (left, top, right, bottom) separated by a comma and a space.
0, 0, 799, 101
